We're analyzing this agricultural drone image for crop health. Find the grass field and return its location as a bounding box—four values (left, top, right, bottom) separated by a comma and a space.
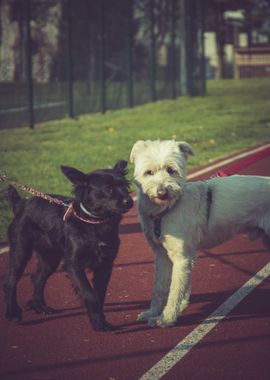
0, 78, 270, 240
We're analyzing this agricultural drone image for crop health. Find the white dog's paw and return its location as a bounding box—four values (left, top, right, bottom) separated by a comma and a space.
148, 315, 176, 328
137, 309, 158, 321
179, 299, 189, 313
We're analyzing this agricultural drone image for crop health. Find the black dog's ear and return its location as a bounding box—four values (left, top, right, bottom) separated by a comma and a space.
114, 160, 128, 176
61, 165, 87, 185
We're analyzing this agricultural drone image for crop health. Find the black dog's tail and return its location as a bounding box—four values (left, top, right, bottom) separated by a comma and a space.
8, 185, 25, 214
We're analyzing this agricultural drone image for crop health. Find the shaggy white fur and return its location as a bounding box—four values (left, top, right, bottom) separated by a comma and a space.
130, 140, 270, 327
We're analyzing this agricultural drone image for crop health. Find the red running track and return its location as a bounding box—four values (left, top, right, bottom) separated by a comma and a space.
0, 142, 270, 380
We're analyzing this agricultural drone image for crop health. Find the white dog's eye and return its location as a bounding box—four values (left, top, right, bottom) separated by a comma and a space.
166, 166, 177, 175
144, 170, 154, 176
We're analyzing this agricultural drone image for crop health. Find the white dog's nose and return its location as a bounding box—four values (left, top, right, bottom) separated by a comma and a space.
157, 188, 169, 200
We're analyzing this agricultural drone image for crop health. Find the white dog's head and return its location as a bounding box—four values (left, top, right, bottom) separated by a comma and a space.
130, 140, 194, 207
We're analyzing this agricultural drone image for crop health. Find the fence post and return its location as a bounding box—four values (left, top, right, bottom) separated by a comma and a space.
66, 0, 74, 118
171, 0, 176, 99
150, 0, 156, 102
196, 0, 206, 95
98, 0, 106, 113
25, 0, 34, 129
127, 0, 134, 108
179, 0, 186, 95
179, 0, 193, 96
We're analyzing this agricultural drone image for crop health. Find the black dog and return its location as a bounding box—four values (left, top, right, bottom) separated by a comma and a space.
4, 160, 133, 331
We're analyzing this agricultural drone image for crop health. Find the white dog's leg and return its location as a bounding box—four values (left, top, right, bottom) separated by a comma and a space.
179, 257, 195, 313
138, 248, 172, 321
178, 274, 191, 313
148, 256, 193, 327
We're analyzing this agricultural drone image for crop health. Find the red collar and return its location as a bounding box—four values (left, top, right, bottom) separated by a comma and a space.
63, 203, 106, 225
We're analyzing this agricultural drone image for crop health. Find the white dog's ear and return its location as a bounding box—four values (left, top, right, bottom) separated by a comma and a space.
130, 140, 148, 163
177, 141, 195, 158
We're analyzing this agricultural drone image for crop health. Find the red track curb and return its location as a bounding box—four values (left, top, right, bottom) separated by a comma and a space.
218, 144, 270, 175
189, 141, 270, 176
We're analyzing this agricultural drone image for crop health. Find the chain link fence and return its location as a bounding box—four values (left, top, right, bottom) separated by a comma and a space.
0, 0, 205, 129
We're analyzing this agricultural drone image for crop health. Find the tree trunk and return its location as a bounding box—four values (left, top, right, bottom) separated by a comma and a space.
215, 31, 226, 79
215, 5, 226, 79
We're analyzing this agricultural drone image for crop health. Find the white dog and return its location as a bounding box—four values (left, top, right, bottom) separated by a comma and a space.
130, 140, 270, 327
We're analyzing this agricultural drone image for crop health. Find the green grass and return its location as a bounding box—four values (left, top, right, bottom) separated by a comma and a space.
0, 78, 270, 240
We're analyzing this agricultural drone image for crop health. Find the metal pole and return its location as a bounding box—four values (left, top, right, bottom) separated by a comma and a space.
171, 0, 176, 99
179, 0, 193, 96
197, 0, 206, 95
179, 0, 187, 95
150, 0, 156, 102
66, 0, 74, 118
99, 0, 106, 113
186, 0, 193, 95
127, 0, 134, 108
25, 0, 34, 128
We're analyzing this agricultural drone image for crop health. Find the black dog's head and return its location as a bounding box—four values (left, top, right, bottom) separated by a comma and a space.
61, 160, 133, 219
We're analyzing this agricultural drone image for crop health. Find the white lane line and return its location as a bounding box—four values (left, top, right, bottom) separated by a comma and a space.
0, 246, 9, 255
139, 262, 270, 380
188, 142, 270, 180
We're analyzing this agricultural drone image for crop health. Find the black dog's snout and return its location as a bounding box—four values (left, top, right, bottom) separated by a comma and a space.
123, 197, 134, 209
157, 188, 169, 200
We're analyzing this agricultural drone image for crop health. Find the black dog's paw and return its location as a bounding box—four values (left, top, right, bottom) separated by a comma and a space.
26, 300, 62, 315
91, 313, 117, 332
5, 307, 22, 323
102, 321, 118, 332
93, 320, 117, 332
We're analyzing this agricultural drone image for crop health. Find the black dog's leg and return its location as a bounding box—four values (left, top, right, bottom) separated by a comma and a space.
27, 248, 62, 314
4, 237, 32, 322
93, 263, 115, 329
93, 265, 112, 306
67, 261, 112, 331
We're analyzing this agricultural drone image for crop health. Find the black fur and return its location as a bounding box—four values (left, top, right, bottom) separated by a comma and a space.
4, 160, 133, 331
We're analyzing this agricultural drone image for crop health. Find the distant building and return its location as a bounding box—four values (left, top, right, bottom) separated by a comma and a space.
204, 10, 270, 79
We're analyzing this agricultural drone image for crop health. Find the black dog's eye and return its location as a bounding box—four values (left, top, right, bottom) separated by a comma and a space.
166, 166, 177, 175
144, 170, 154, 176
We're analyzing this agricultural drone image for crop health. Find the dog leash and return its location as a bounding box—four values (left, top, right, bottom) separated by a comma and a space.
211, 170, 228, 178
0, 172, 105, 225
